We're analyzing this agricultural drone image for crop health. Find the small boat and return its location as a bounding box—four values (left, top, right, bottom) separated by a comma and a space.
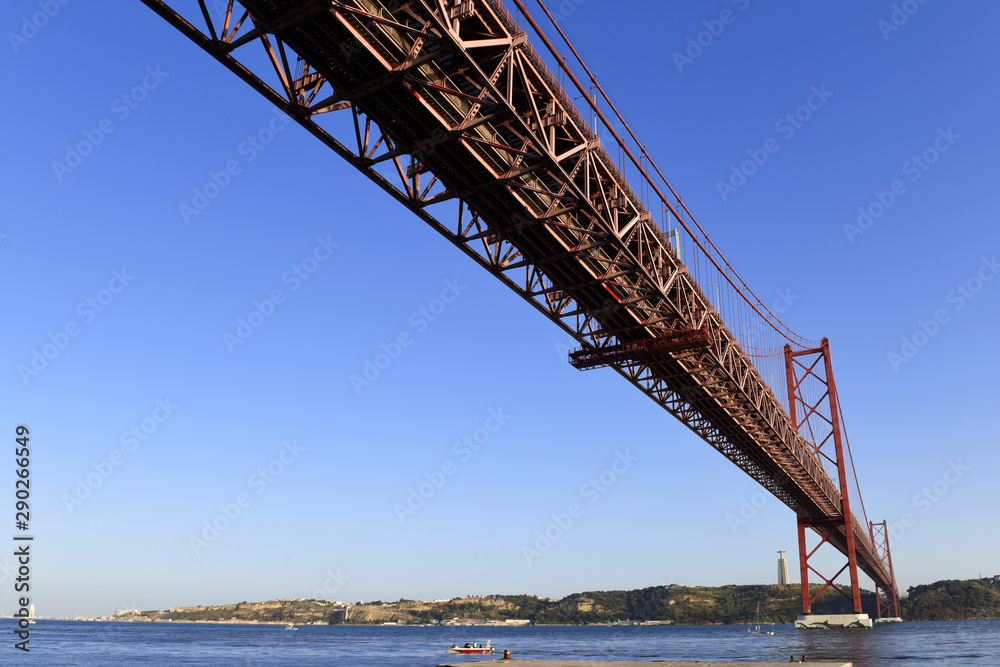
447, 640, 494, 654
28, 604, 36, 625
284, 623, 297, 630
747, 602, 775, 635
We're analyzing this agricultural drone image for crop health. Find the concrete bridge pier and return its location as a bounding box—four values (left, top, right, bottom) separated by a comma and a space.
795, 613, 873, 629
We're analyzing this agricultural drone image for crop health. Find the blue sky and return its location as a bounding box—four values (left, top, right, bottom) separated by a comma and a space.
2, 1, 998, 618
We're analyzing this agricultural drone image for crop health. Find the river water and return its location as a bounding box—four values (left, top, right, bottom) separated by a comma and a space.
4, 619, 999, 666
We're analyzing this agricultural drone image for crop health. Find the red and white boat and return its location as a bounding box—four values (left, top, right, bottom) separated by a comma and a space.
447, 640, 494, 654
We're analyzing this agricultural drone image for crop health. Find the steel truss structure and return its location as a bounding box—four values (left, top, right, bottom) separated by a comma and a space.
139, 0, 897, 611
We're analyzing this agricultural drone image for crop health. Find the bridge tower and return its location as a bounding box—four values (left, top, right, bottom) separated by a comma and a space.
869, 520, 902, 621
784, 339, 871, 629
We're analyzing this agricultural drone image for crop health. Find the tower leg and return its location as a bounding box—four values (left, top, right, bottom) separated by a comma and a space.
798, 517, 810, 614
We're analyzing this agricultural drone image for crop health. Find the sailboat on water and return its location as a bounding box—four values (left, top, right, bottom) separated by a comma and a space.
28, 604, 36, 624
747, 602, 774, 635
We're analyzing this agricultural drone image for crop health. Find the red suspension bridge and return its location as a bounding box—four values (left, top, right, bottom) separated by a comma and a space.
139, 0, 899, 624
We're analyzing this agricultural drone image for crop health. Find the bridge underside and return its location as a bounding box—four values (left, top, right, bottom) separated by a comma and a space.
139, 0, 896, 601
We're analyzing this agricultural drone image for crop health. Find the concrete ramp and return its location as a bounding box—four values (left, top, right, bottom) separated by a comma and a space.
438, 660, 853, 667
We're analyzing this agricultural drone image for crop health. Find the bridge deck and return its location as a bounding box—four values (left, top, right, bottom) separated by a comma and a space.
139, 0, 894, 594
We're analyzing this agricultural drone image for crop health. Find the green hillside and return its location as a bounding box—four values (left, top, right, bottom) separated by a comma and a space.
901, 578, 1000, 621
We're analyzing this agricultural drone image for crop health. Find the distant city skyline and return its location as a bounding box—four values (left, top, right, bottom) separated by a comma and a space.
2, 0, 998, 618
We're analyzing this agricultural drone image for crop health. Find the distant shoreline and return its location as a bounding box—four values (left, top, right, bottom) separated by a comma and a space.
47, 577, 1000, 625
23, 618, 1000, 626
13, 618, 761, 627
